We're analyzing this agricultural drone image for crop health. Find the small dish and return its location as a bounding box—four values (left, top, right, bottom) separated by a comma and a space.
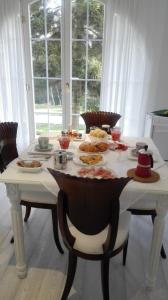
16, 160, 42, 173
35, 144, 53, 152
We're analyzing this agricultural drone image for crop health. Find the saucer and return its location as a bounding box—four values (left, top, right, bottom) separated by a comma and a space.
35, 144, 53, 152
127, 168, 160, 183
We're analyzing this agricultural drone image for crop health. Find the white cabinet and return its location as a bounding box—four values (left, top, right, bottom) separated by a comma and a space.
144, 113, 168, 160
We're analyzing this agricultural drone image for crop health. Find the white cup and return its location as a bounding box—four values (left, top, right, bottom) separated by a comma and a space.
38, 137, 49, 149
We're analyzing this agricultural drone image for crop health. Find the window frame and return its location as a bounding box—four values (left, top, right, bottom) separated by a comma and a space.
21, 0, 106, 139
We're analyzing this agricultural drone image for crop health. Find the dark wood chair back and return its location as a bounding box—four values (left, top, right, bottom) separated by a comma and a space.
0, 122, 18, 172
81, 111, 121, 133
48, 169, 131, 253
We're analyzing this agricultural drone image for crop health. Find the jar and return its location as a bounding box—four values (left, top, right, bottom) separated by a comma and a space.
101, 124, 110, 134
54, 150, 67, 170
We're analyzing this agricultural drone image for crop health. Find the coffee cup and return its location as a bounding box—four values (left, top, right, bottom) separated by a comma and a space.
38, 137, 49, 149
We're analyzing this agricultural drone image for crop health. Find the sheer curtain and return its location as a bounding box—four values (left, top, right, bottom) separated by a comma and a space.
101, 0, 168, 136
0, 0, 30, 152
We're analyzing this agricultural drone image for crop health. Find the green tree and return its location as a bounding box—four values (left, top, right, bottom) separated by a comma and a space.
30, 0, 104, 131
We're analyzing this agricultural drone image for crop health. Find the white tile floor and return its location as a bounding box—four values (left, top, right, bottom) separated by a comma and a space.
0, 182, 168, 300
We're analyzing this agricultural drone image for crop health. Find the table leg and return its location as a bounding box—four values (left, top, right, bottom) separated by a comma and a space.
146, 198, 168, 288
6, 183, 27, 279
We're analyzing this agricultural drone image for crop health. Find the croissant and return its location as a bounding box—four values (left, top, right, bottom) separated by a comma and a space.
79, 142, 108, 153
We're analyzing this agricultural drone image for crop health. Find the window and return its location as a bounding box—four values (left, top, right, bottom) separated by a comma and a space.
23, 0, 105, 136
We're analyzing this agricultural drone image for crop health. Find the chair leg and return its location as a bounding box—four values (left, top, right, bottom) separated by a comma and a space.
151, 215, 167, 259
123, 237, 129, 266
61, 253, 77, 300
51, 207, 64, 254
101, 257, 110, 300
24, 204, 31, 222
10, 236, 14, 243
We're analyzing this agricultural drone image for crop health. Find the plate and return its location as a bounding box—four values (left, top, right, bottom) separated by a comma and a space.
16, 166, 42, 173
73, 137, 85, 142
73, 154, 106, 166
108, 142, 128, 151
89, 136, 108, 143
16, 164, 42, 173
35, 144, 53, 152
127, 149, 158, 162
77, 167, 117, 179
79, 142, 109, 153
79, 149, 109, 154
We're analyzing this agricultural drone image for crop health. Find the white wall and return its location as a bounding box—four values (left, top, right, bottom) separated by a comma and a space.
153, 4, 168, 111
145, 0, 168, 112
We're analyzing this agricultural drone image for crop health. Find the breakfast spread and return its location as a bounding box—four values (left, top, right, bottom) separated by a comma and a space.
79, 154, 103, 165
17, 160, 42, 168
79, 141, 108, 152
78, 167, 116, 179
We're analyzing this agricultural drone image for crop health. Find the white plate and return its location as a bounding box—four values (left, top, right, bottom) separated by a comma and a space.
16, 166, 42, 173
78, 148, 109, 154
127, 149, 158, 162
35, 144, 53, 152
16, 162, 43, 173
77, 167, 117, 179
89, 135, 108, 143
73, 155, 106, 167
73, 137, 85, 142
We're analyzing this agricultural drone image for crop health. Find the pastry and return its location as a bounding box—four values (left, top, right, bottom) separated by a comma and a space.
79, 154, 103, 165
79, 142, 108, 153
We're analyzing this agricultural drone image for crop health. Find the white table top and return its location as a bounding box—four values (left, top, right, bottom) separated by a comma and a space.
0, 136, 168, 212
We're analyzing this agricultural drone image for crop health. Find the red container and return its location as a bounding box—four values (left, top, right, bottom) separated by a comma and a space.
111, 127, 121, 141
135, 148, 153, 177
58, 136, 70, 150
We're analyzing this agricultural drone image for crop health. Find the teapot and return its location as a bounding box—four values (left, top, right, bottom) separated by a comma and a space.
135, 145, 153, 178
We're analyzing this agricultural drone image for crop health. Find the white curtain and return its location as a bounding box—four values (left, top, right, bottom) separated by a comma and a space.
0, 0, 30, 152
101, 0, 168, 136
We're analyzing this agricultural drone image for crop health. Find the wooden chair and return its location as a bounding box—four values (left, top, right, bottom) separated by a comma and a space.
48, 169, 132, 300
80, 111, 121, 133
0, 122, 63, 254
81, 112, 166, 259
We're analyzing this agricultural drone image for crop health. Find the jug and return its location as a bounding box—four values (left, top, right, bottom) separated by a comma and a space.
135, 145, 153, 177
54, 150, 67, 170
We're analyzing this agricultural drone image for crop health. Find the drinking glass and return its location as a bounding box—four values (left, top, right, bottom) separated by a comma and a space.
58, 136, 70, 150
111, 127, 121, 141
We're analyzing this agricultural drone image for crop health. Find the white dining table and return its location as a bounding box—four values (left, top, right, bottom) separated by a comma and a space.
0, 136, 168, 290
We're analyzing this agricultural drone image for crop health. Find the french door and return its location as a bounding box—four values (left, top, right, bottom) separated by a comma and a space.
22, 0, 105, 138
